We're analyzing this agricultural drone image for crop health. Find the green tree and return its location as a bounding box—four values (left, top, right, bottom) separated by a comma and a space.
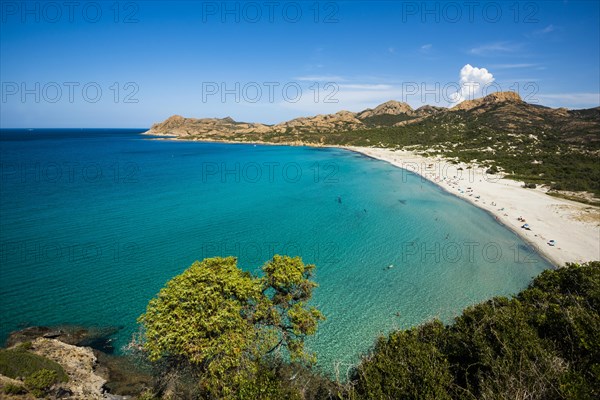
350, 262, 600, 400
137, 255, 324, 398
352, 320, 454, 400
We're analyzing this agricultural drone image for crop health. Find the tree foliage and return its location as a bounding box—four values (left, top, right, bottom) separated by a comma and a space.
351, 262, 600, 399
137, 255, 324, 398
353, 320, 454, 399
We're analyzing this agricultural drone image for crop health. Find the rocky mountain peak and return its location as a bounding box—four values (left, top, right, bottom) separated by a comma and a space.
357, 100, 414, 119
482, 91, 523, 103
451, 91, 523, 111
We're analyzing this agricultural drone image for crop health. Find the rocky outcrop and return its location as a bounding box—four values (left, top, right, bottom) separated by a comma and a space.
0, 339, 109, 399
2, 326, 147, 399
146, 115, 272, 137
357, 100, 414, 119
30, 338, 108, 399
146, 110, 367, 137
450, 91, 523, 111
414, 105, 446, 116
271, 110, 364, 133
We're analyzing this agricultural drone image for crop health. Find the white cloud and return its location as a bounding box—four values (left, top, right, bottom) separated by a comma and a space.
276, 82, 403, 117
338, 84, 393, 90
421, 44, 432, 51
534, 25, 556, 35
536, 93, 600, 108
497, 78, 540, 83
294, 75, 345, 82
490, 63, 538, 69
469, 42, 521, 56
449, 64, 495, 105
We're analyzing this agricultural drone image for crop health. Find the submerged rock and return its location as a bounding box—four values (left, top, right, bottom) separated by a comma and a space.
6, 325, 119, 353
42, 330, 64, 339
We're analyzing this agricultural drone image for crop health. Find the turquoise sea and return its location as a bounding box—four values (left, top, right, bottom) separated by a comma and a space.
0, 129, 551, 372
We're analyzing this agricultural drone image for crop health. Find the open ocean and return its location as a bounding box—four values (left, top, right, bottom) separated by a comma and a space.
0, 129, 551, 372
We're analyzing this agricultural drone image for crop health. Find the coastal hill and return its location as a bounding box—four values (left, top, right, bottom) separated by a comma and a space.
146, 91, 599, 141
148, 114, 273, 137
449, 90, 523, 110
146, 92, 600, 197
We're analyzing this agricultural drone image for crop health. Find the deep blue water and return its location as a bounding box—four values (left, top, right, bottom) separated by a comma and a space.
0, 129, 551, 372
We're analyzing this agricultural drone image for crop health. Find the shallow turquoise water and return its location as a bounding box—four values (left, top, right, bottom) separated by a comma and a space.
0, 129, 551, 372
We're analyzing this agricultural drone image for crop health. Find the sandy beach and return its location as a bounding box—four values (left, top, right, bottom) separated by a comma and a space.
347, 146, 600, 267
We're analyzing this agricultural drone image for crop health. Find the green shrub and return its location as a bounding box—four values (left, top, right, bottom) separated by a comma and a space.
18, 342, 33, 351
24, 369, 58, 397
447, 297, 566, 398
0, 348, 68, 383
137, 390, 159, 400
350, 262, 600, 399
3, 383, 27, 395
353, 320, 454, 399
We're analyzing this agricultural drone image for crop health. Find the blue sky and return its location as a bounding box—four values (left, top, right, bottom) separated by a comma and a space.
1, 0, 599, 127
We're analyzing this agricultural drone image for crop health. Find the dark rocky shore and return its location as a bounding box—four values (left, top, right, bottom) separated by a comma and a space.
1, 325, 152, 399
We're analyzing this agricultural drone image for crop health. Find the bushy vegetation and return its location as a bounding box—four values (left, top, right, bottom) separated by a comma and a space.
0, 347, 68, 383
351, 320, 455, 399
3, 383, 27, 395
136, 255, 325, 398
0, 347, 69, 398
349, 261, 600, 399
24, 369, 60, 397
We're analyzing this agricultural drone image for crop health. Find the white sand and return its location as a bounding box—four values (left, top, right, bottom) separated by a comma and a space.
347, 146, 600, 267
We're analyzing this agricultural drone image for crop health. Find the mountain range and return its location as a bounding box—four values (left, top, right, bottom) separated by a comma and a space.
145, 91, 600, 145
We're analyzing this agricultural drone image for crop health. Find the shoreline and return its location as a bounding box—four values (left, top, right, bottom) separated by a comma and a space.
346, 146, 600, 268
143, 133, 599, 267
